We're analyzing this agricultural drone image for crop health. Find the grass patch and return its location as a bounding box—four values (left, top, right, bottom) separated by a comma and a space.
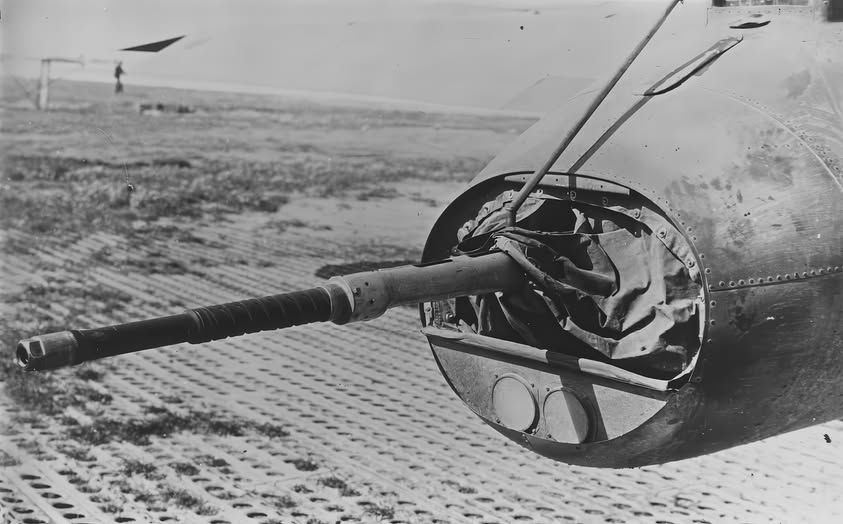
64, 408, 289, 446
5, 369, 114, 417
102, 477, 218, 516
442, 479, 477, 494
90, 245, 204, 276
170, 461, 200, 476
123, 459, 164, 479
341, 485, 361, 497
317, 476, 361, 497
0, 155, 296, 239
1, 146, 479, 245
409, 193, 439, 207
56, 443, 95, 462
3, 282, 132, 319
263, 493, 298, 510
264, 218, 326, 233
317, 476, 349, 489
0, 450, 21, 467
356, 186, 400, 201
206, 486, 238, 500
157, 395, 184, 405
287, 457, 320, 472
252, 422, 291, 438
73, 364, 107, 382
133, 491, 157, 504
159, 486, 217, 515
99, 502, 123, 514
365, 504, 396, 519
196, 454, 229, 468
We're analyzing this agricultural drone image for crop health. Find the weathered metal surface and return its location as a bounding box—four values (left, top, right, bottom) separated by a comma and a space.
422, 4, 842, 466
429, 334, 671, 443
476, 272, 842, 467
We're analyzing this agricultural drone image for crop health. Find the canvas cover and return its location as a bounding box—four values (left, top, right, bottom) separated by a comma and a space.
454, 191, 702, 379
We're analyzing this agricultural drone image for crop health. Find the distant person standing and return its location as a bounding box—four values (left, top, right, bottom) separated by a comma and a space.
114, 62, 125, 94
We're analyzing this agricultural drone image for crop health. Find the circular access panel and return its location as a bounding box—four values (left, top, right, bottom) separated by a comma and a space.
543, 388, 590, 444
492, 375, 538, 431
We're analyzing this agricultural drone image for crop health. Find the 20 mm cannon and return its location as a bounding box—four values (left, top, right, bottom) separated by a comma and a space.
17, 252, 524, 372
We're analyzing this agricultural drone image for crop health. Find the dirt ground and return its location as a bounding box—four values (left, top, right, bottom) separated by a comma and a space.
1, 79, 842, 524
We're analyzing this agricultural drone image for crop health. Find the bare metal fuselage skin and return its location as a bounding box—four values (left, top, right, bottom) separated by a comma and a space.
424, 2, 842, 466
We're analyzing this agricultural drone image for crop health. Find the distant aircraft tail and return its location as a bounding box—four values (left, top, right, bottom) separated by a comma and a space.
120, 35, 186, 53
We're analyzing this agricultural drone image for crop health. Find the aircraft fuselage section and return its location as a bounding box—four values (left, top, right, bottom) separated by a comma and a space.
429, 5, 842, 466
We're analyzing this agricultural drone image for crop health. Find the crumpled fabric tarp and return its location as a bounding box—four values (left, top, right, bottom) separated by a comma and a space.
454, 191, 702, 379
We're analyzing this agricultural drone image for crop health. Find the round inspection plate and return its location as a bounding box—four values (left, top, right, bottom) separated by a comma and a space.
491, 375, 538, 432
543, 388, 590, 444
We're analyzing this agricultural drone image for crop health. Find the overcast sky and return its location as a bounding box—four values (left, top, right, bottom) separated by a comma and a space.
1, 0, 702, 109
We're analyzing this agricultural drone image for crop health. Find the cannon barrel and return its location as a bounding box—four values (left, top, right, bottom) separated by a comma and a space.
16, 251, 524, 372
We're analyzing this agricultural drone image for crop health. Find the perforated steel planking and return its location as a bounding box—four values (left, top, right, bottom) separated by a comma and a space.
3, 216, 842, 523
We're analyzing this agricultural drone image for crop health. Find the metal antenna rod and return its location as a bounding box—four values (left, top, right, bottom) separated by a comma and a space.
506, 0, 683, 225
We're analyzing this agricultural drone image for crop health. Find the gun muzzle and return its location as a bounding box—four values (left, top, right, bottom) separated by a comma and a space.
17, 331, 79, 371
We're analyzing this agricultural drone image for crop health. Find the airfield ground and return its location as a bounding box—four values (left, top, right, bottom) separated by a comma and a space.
1, 79, 841, 523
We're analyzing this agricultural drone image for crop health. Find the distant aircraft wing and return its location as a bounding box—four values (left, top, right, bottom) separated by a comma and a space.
120, 35, 186, 53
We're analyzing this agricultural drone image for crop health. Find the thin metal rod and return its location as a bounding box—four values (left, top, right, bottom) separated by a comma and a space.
37, 59, 50, 110
506, 0, 682, 225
